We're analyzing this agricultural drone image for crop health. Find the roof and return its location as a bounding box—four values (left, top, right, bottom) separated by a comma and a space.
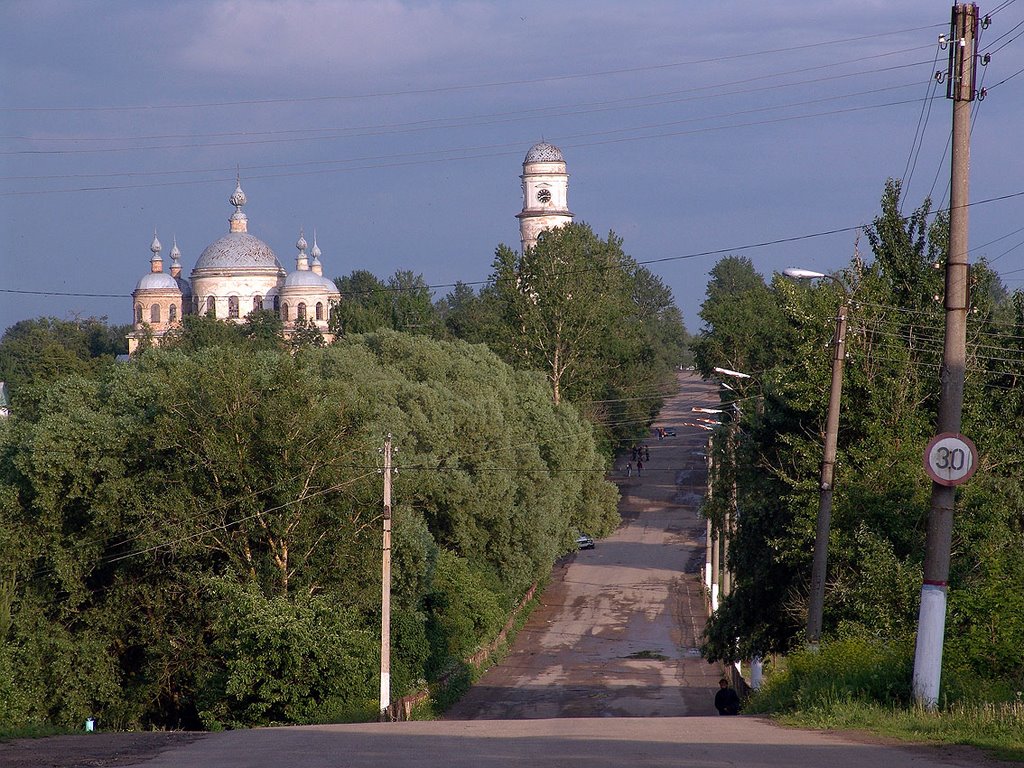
524, 141, 564, 163
193, 232, 284, 272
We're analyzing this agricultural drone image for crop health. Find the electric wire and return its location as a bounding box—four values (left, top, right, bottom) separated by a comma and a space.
0, 25, 946, 115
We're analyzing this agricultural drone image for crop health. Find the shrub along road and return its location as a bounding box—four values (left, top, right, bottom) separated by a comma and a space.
0, 373, 992, 767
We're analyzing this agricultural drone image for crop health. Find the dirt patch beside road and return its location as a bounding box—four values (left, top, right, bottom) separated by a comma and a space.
0, 732, 204, 768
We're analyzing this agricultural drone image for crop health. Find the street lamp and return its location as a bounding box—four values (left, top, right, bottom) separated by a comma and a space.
783, 267, 851, 649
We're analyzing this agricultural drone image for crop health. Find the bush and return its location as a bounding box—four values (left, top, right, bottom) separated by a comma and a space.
747, 636, 913, 714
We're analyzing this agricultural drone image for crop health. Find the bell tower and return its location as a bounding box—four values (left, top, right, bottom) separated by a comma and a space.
516, 141, 573, 252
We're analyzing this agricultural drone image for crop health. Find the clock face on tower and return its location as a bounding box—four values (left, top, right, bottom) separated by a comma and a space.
536, 188, 552, 204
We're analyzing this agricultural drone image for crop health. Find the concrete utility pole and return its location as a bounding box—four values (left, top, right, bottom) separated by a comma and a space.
913, 3, 978, 709
708, 435, 721, 610
783, 268, 851, 648
379, 435, 394, 719
806, 294, 849, 648
704, 437, 714, 597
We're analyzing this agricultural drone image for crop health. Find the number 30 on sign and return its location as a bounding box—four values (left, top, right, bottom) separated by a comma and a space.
923, 433, 979, 487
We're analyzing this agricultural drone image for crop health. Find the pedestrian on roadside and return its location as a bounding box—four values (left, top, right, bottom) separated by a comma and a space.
636, 459, 643, 477
644, 445, 650, 462
714, 678, 740, 715
631, 446, 638, 461
626, 462, 632, 477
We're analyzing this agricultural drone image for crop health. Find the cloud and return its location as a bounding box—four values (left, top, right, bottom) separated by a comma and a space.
177, 1, 506, 88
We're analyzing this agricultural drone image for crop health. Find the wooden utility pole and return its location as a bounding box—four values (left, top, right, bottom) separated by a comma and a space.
912, 3, 977, 709
379, 435, 394, 720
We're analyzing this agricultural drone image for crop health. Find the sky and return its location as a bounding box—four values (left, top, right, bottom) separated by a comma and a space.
2, 0, 1023, 338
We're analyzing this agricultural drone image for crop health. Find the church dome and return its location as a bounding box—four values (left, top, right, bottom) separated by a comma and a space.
525, 141, 564, 163
193, 232, 283, 271
283, 269, 327, 289
135, 272, 181, 292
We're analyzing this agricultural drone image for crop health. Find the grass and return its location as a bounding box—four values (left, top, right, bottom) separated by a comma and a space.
745, 637, 1024, 762
774, 697, 1024, 762
0, 723, 75, 742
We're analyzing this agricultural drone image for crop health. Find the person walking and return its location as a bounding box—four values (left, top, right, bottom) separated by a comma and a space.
636, 459, 643, 477
626, 462, 632, 477
643, 445, 650, 462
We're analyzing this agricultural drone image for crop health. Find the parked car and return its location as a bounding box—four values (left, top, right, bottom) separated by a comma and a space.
576, 534, 595, 550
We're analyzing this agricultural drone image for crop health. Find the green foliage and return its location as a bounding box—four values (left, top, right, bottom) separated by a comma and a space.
447, 223, 688, 451
749, 637, 1024, 761
331, 269, 440, 336
701, 179, 1024, 697
692, 255, 792, 378
0, 330, 617, 730
747, 636, 914, 714
0, 317, 128, 412
201, 581, 376, 727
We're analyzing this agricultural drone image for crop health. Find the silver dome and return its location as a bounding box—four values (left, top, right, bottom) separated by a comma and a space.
135, 272, 182, 292
524, 141, 564, 163
283, 270, 328, 289
193, 232, 284, 272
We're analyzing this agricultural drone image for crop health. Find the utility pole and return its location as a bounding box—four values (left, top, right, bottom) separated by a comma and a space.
806, 295, 849, 647
783, 268, 851, 648
704, 436, 714, 597
913, 3, 978, 709
709, 435, 721, 610
379, 435, 394, 720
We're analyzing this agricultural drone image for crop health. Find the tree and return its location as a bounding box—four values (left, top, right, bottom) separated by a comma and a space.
0, 329, 620, 729
692, 256, 791, 379
484, 224, 632, 404
0, 317, 128, 404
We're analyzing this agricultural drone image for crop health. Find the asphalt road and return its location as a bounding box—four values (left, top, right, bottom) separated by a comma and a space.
446, 371, 722, 719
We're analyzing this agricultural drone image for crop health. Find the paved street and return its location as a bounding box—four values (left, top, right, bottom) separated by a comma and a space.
447, 371, 722, 719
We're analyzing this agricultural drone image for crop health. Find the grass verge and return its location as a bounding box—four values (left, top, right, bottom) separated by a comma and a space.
745, 636, 1024, 762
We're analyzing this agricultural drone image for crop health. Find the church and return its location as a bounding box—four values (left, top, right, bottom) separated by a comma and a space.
128, 141, 573, 352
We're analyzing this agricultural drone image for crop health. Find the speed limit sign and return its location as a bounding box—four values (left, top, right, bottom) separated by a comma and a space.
923, 432, 978, 487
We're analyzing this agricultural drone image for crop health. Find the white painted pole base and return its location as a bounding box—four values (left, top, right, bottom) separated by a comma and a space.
379, 671, 391, 715
912, 584, 947, 708
711, 583, 719, 612
751, 656, 763, 690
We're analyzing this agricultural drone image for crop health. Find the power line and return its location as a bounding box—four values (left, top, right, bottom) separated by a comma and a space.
0, 25, 945, 115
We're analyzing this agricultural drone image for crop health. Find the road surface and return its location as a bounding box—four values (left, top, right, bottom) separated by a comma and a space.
447, 371, 722, 718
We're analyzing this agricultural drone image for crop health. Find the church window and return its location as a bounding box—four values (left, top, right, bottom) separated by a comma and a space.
282, 303, 290, 321
169, 304, 178, 322
228, 296, 240, 319
135, 304, 143, 323
253, 295, 263, 311
151, 304, 161, 323
315, 302, 324, 321
297, 302, 307, 321
206, 296, 216, 317
273, 296, 280, 313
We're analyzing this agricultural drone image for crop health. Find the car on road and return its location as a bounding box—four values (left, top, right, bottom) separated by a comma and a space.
663, 427, 677, 437
576, 534, 595, 550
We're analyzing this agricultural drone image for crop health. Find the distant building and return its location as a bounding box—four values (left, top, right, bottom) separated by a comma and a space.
516, 141, 573, 252
127, 180, 340, 353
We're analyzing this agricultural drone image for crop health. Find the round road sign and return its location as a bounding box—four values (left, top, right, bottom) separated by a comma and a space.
923, 432, 978, 487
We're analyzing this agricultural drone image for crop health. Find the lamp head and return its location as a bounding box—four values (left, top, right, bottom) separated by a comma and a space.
783, 267, 827, 280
